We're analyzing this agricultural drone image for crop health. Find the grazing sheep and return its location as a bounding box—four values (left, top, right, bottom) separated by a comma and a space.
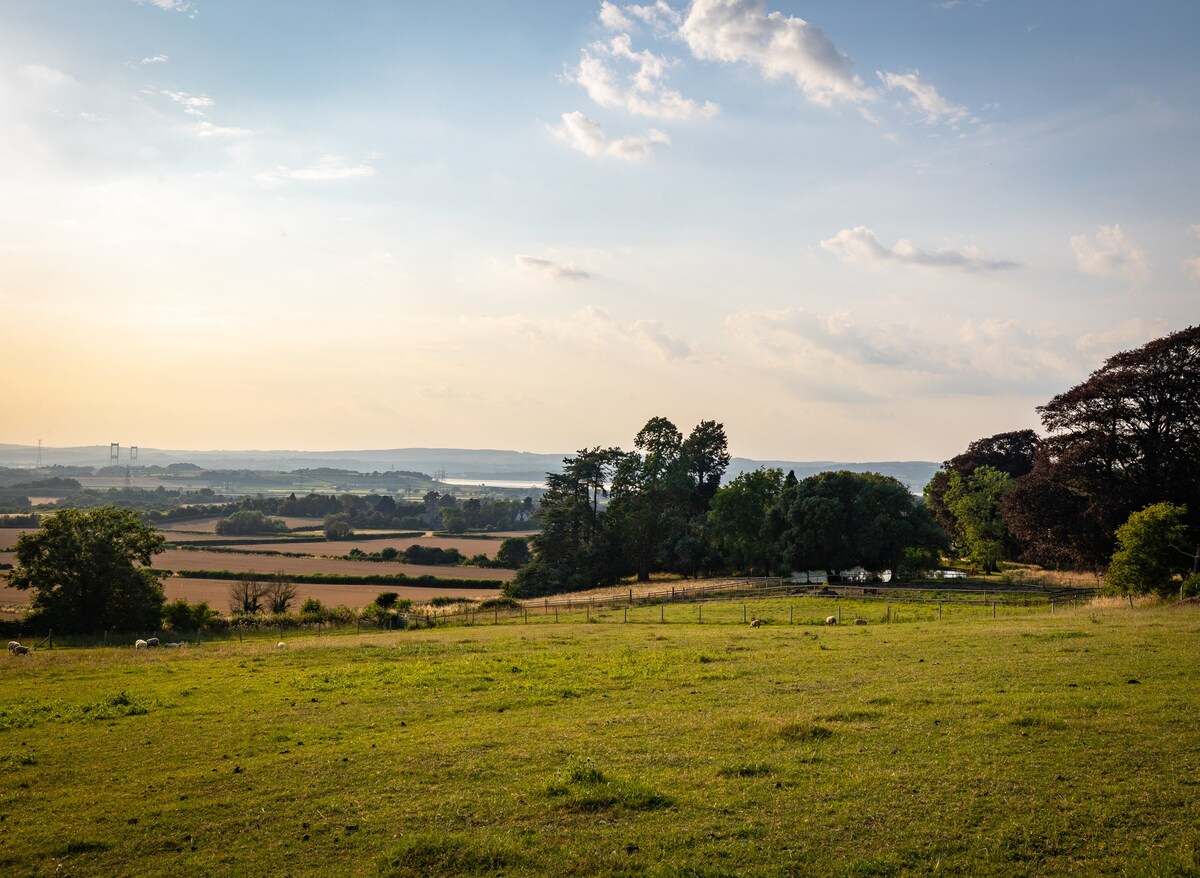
12, 645, 30, 656
135, 639, 148, 650
825, 615, 837, 625
164, 642, 183, 648
145, 637, 160, 648
750, 619, 762, 628
276, 641, 288, 649
8, 641, 20, 653
854, 618, 867, 626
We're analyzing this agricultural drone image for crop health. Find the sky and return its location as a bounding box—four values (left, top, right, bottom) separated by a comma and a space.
2, 0, 1198, 462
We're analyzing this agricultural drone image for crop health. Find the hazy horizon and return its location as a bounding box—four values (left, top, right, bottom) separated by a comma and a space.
3, 2, 1197, 461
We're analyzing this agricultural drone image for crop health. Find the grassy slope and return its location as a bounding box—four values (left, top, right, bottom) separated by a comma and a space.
1, 604, 1197, 877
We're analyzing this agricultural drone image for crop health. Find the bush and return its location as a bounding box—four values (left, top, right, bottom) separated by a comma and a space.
478, 596, 521, 611
215, 510, 289, 536
1181, 573, 1200, 599
162, 598, 219, 631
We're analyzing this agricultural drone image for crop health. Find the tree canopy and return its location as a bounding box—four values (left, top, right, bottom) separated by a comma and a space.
8, 505, 166, 633
1105, 503, 1191, 601
1005, 324, 1200, 568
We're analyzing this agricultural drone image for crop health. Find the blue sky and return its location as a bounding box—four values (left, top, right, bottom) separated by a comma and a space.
2, 1, 1198, 461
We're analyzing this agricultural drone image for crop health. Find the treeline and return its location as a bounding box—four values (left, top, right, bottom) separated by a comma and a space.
925, 324, 1199, 599
509, 418, 946, 598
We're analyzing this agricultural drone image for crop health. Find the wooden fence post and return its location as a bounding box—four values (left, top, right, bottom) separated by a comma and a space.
789, 605, 793, 625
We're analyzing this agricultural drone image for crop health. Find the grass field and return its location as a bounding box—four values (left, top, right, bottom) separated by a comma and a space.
1, 601, 1197, 877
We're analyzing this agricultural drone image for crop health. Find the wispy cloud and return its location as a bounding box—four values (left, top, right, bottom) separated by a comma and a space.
139, 54, 170, 66
878, 70, 968, 125
1070, 225, 1151, 284
679, 0, 875, 107
196, 120, 252, 138
158, 89, 214, 116
632, 319, 694, 360
570, 34, 719, 120
16, 63, 76, 89
516, 255, 591, 281
552, 111, 670, 161
255, 155, 377, 186
821, 226, 1018, 272
133, 0, 194, 14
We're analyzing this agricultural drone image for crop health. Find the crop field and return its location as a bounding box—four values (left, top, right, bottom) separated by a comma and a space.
0, 602, 1196, 877
240, 535, 508, 558
151, 549, 514, 582
162, 578, 500, 610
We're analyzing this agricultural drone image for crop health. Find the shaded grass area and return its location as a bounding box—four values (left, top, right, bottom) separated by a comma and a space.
0, 605, 1198, 876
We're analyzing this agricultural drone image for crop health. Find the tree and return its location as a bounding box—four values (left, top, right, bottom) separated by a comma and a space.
9, 505, 166, 633
1005, 325, 1200, 568
766, 471, 947, 578
229, 579, 267, 615
263, 576, 298, 614
495, 537, 532, 569
942, 465, 1016, 573
1106, 503, 1191, 602
924, 430, 1037, 541
707, 468, 784, 574
323, 513, 354, 540
215, 509, 289, 536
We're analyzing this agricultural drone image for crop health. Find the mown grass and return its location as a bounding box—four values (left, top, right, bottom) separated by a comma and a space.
0, 602, 1197, 876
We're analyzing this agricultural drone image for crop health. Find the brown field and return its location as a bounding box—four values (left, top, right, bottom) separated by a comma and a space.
245, 534, 505, 557
163, 577, 499, 610
153, 548, 514, 581
162, 516, 326, 534
0, 576, 499, 611
0, 530, 34, 551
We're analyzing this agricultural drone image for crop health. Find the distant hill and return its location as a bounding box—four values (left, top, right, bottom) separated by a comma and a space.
0, 444, 939, 493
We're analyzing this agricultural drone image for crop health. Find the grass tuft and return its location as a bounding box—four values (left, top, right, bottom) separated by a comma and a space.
378, 831, 515, 877
778, 719, 833, 742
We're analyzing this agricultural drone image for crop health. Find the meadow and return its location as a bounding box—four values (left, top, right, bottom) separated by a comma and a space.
1, 600, 1197, 877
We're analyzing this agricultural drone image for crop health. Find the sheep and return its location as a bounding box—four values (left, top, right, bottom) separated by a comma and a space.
854, 618, 867, 626
12, 645, 29, 656
749, 619, 762, 628
135, 639, 148, 650
164, 642, 183, 648
276, 641, 288, 649
825, 615, 838, 625
145, 637, 160, 648
7, 641, 21, 654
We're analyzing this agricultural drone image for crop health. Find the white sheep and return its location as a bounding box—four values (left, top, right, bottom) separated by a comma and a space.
12, 645, 29, 656
164, 642, 183, 648
145, 637, 160, 648
749, 619, 762, 628
276, 641, 288, 649
135, 639, 148, 650
854, 618, 867, 626
7, 641, 21, 654
825, 615, 837, 625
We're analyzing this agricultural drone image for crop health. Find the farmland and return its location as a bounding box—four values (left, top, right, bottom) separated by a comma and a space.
0, 601, 1196, 877
1, 519, 512, 613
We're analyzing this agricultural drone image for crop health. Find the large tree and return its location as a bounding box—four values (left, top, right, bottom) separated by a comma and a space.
1005, 325, 1200, 568
924, 429, 1038, 540
707, 467, 784, 575
9, 505, 166, 633
766, 471, 947, 578
942, 465, 1016, 573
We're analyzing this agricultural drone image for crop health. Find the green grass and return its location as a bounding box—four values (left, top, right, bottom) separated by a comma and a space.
1, 603, 1198, 876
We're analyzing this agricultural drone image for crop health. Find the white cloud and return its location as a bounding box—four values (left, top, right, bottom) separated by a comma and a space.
820, 226, 1018, 272
16, 64, 76, 90
1070, 225, 1151, 284
159, 89, 214, 116
878, 70, 968, 125
1076, 318, 1169, 356
599, 1, 634, 31
571, 34, 719, 120
516, 255, 591, 281
196, 120, 252, 138
255, 156, 377, 186
632, 319, 694, 360
679, 0, 875, 107
139, 54, 170, 66
1180, 257, 1200, 281
727, 308, 1081, 399
134, 0, 193, 13
552, 111, 670, 161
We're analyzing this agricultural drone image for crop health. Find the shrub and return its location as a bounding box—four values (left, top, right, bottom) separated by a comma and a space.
478, 596, 521, 611
1181, 573, 1200, 599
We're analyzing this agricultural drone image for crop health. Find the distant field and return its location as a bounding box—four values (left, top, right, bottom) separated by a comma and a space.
245, 535, 506, 558
164, 577, 499, 609
153, 549, 515, 581
0, 604, 1195, 876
